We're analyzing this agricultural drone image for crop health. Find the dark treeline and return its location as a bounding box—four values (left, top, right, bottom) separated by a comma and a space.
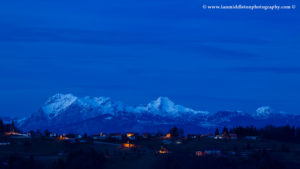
0, 119, 16, 133
230, 125, 300, 142
2, 117, 300, 144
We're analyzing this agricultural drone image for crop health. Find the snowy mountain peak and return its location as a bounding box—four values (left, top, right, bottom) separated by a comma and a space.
19, 94, 298, 134
145, 97, 209, 116
44, 93, 77, 105
78, 96, 125, 114
255, 106, 272, 118
155, 97, 173, 104
147, 97, 176, 113
42, 93, 78, 119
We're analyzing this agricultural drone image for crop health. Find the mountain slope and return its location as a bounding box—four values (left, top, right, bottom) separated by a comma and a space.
19, 93, 300, 134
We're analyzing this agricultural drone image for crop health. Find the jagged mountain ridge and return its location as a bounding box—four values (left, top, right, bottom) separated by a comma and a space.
18, 93, 300, 134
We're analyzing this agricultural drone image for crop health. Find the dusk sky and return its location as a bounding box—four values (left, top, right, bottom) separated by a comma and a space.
0, 0, 299, 117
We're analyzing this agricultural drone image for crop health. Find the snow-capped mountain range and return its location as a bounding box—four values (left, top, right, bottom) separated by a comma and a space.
16, 93, 300, 134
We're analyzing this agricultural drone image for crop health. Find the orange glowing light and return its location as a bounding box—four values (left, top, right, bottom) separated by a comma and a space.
122, 141, 135, 148
59, 135, 69, 140
4, 131, 22, 136
159, 149, 168, 154
195, 151, 206, 156
126, 133, 134, 138
162, 133, 172, 139
158, 147, 169, 154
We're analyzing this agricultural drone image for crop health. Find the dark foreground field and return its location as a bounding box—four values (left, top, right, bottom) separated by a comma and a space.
1, 135, 300, 169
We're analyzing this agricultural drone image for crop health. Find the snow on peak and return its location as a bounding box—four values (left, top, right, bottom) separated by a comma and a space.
132, 97, 209, 117
255, 106, 272, 118
147, 97, 177, 113
42, 93, 77, 118
77, 96, 111, 108
39, 94, 208, 119
38, 93, 127, 120
77, 96, 124, 114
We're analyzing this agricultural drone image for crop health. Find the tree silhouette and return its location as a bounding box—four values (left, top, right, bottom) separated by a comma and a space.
169, 126, 179, 138
0, 119, 4, 132
44, 130, 50, 136
179, 128, 184, 138
214, 128, 220, 136
222, 126, 229, 137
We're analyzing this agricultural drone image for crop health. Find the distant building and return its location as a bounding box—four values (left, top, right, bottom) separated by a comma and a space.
58, 135, 70, 141
162, 133, 171, 139
205, 150, 221, 155
126, 133, 136, 140
110, 133, 122, 140
175, 139, 183, 144
92, 135, 108, 140
214, 135, 224, 139
8, 134, 30, 139
4, 131, 28, 136
196, 150, 221, 157
122, 141, 135, 148
50, 133, 57, 137
187, 134, 198, 140
4, 131, 31, 144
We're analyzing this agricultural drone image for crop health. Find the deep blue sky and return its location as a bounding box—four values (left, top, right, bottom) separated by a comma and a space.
0, 0, 299, 117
